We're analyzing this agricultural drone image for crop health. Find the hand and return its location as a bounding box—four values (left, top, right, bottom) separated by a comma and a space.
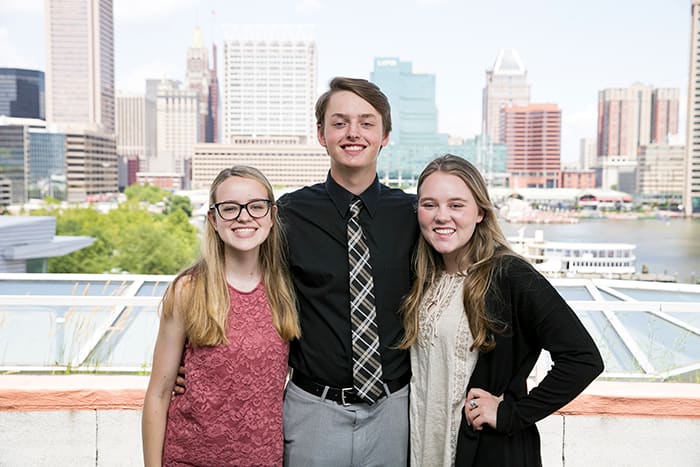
464, 388, 503, 431
173, 365, 186, 396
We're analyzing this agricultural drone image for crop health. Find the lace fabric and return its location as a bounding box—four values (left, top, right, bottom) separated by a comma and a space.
163, 282, 289, 467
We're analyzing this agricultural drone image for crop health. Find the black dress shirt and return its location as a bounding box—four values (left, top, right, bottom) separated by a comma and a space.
278, 173, 419, 387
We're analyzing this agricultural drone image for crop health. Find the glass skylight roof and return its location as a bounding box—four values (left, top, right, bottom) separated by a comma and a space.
1, 273, 699, 383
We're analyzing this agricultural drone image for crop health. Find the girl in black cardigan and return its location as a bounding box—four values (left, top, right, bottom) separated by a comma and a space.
400, 155, 604, 466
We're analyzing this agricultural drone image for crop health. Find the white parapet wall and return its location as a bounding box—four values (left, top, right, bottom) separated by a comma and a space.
1, 376, 699, 467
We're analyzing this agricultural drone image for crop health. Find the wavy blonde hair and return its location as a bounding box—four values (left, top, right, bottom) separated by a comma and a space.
399, 155, 514, 352
160, 166, 300, 346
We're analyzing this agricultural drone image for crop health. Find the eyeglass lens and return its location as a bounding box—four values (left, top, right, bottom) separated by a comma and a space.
215, 200, 270, 220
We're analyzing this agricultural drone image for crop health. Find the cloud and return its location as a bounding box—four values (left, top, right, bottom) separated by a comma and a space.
0, 27, 42, 69
0, 0, 42, 14
114, 0, 198, 24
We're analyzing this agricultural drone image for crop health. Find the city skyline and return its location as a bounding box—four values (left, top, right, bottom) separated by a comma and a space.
0, 0, 690, 162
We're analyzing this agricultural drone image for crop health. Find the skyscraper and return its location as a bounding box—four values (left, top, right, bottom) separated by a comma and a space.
222, 24, 317, 144
0, 68, 45, 120
651, 88, 680, 144
185, 26, 211, 144
45, 0, 115, 133
155, 79, 199, 184
597, 84, 679, 158
686, 0, 700, 216
501, 103, 562, 189
370, 57, 444, 146
482, 49, 530, 144
208, 43, 220, 143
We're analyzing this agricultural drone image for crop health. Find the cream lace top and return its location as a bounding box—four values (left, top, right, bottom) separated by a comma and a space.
409, 272, 479, 467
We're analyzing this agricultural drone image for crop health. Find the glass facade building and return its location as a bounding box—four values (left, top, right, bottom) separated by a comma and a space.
28, 130, 67, 201
377, 135, 507, 186
0, 68, 45, 120
0, 125, 27, 205
371, 57, 446, 147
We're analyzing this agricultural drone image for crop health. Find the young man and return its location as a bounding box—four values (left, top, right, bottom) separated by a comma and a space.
175, 77, 417, 465
278, 77, 418, 466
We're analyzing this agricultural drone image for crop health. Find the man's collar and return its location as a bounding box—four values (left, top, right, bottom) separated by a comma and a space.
325, 172, 380, 219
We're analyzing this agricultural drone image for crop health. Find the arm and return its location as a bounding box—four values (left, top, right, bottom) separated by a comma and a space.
496, 258, 604, 434
142, 283, 187, 467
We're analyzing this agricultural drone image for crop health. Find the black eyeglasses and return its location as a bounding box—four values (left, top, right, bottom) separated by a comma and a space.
209, 199, 272, 221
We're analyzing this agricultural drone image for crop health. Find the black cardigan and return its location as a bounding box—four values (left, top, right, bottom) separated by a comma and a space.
455, 256, 604, 466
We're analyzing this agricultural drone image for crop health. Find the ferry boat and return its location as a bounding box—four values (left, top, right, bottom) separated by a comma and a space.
508, 229, 636, 277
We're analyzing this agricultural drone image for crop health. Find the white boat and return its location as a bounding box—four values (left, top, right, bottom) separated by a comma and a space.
508, 229, 636, 277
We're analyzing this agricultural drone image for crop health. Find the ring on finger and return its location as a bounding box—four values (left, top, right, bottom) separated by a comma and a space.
468, 399, 478, 409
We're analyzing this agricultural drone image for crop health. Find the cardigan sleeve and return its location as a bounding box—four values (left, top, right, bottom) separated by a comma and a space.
495, 256, 604, 434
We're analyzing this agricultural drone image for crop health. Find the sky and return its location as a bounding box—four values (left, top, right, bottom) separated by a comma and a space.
0, 0, 692, 163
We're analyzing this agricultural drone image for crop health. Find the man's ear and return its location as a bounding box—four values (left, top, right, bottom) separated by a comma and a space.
317, 122, 327, 147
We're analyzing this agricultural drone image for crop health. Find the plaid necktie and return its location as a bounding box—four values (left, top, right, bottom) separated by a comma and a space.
347, 198, 383, 404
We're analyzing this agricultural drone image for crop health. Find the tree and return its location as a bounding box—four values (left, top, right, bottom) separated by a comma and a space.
164, 195, 193, 217
38, 202, 199, 274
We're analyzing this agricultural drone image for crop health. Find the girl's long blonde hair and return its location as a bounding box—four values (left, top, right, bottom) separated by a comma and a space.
399, 155, 514, 352
160, 166, 300, 346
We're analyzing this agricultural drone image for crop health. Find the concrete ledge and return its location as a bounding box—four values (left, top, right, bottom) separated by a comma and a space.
557, 380, 700, 418
3, 376, 699, 418
0, 375, 148, 411
1, 376, 699, 467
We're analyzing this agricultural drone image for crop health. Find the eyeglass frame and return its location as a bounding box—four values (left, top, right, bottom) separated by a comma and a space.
209, 199, 273, 221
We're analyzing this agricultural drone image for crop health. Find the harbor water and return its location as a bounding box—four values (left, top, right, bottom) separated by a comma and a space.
499, 218, 700, 284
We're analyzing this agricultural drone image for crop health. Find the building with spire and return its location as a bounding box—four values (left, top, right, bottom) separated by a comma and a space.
185, 27, 211, 144
482, 49, 530, 144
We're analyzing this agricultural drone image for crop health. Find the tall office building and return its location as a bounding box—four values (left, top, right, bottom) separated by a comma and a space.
597, 84, 679, 158
45, 0, 115, 133
64, 129, 117, 202
637, 144, 686, 204
0, 117, 67, 203
155, 79, 199, 183
501, 103, 562, 189
370, 57, 444, 146
115, 93, 152, 159
0, 68, 45, 119
116, 92, 156, 187
651, 88, 680, 144
686, 0, 700, 215
222, 24, 317, 144
579, 137, 597, 170
208, 43, 220, 143
482, 49, 530, 144
185, 27, 211, 143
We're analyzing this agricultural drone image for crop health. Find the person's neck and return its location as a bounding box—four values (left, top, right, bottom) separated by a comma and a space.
224, 249, 263, 292
330, 166, 376, 196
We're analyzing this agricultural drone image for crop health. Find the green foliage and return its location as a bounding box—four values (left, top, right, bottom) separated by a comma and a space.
38, 202, 199, 274
164, 195, 193, 217
124, 184, 169, 204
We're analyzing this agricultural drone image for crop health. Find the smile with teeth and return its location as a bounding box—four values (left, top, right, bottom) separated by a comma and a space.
342, 144, 365, 151
434, 228, 455, 235
233, 227, 256, 233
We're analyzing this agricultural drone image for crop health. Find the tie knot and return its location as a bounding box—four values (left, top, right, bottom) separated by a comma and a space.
349, 198, 363, 218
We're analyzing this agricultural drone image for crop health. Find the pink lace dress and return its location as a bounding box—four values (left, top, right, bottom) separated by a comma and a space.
163, 282, 289, 467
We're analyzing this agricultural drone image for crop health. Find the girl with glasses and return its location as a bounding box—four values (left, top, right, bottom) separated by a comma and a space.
142, 166, 300, 466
